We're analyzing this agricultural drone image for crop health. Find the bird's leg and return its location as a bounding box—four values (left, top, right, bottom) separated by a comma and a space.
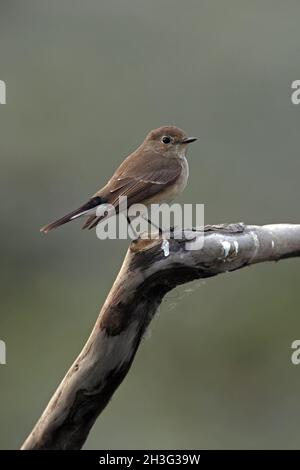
126, 215, 139, 240
144, 216, 163, 236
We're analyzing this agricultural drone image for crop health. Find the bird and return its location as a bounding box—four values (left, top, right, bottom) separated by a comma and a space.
40, 126, 197, 234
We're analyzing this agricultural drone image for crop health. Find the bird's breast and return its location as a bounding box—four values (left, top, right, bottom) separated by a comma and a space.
145, 156, 189, 205
177, 156, 189, 193
168, 156, 188, 200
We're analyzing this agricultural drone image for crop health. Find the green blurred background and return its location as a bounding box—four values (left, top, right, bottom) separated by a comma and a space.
0, 0, 300, 449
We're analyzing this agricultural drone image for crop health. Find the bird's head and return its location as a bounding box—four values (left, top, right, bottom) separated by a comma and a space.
143, 126, 197, 158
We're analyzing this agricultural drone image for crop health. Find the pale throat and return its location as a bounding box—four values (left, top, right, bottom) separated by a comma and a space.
176, 144, 188, 160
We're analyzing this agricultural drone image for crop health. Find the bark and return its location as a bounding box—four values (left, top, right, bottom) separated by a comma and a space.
21, 223, 300, 450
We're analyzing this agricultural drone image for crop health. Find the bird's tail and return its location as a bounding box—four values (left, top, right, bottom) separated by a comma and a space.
81, 215, 99, 229
40, 196, 104, 233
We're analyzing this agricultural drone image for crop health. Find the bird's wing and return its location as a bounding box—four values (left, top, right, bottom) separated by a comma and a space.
83, 151, 182, 230
103, 150, 182, 207
43, 151, 183, 232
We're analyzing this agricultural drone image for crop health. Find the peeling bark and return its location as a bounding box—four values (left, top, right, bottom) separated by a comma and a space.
21, 223, 300, 450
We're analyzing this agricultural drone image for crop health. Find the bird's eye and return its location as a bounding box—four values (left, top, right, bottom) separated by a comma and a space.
162, 136, 171, 144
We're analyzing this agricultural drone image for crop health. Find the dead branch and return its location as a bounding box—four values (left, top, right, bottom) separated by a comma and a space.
21, 223, 300, 450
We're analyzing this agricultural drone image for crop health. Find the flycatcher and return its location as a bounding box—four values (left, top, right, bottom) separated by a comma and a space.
40, 126, 197, 233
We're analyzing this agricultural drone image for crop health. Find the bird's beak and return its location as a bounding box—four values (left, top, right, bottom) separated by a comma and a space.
181, 137, 198, 144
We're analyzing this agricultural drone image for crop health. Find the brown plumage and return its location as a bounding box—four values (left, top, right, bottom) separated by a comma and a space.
40, 126, 197, 233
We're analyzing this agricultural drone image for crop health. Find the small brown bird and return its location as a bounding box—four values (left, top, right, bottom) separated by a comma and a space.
40, 126, 197, 233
